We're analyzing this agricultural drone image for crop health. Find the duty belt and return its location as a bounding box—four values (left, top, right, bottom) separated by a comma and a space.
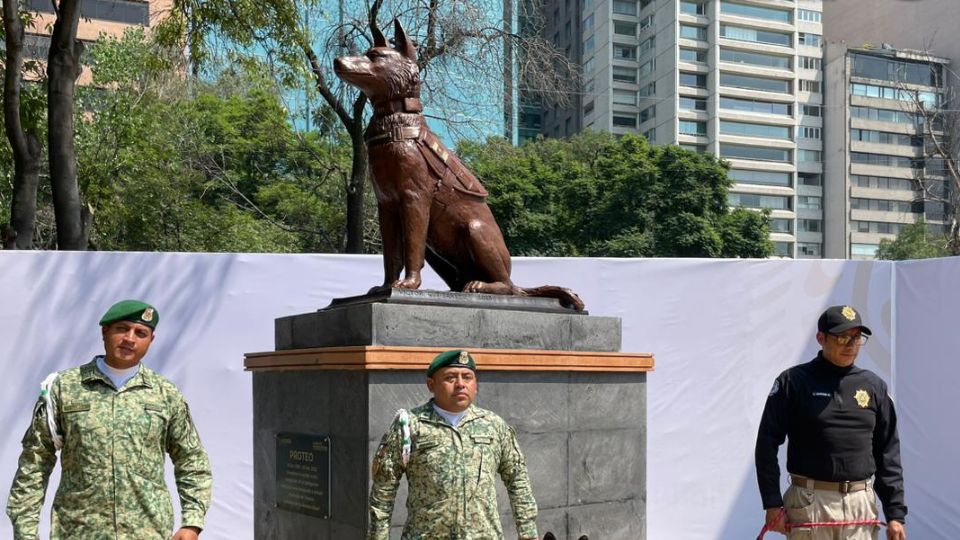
791, 474, 871, 493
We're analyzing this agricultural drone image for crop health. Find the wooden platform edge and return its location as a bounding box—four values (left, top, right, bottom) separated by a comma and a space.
244, 345, 654, 373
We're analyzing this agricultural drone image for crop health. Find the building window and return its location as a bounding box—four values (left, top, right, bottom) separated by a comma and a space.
639, 36, 656, 56
851, 175, 915, 190
640, 14, 655, 30
583, 58, 595, 74
613, 66, 638, 83
850, 152, 917, 168
680, 24, 708, 41
613, 0, 638, 15
679, 48, 706, 63
799, 219, 822, 232
639, 59, 655, 76
720, 73, 791, 93
728, 193, 792, 210
797, 9, 822, 23
798, 32, 823, 47
851, 243, 880, 258
797, 196, 822, 210
799, 80, 821, 93
798, 242, 822, 257
679, 72, 707, 88
728, 169, 792, 186
644, 128, 657, 143
584, 14, 595, 32
25, 0, 150, 25
802, 105, 821, 117
774, 242, 794, 258
851, 52, 941, 86
614, 89, 638, 106
798, 173, 822, 186
679, 144, 705, 153
680, 0, 705, 15
851, 198, 918, 213
850, 106, 919, 124
720, 120, 791, 139
797, 126, 821, 139
679, 96, 707, 111
799, 56, 822, 70
614, 21, 637, 35
613, 115, 638, 127
584, 101, 595, 115
720, 1, 791, 22
679, 120, 707, 135
719, 48, 791, 69
770, 218, 793, 233
640, 105, 656, 122
584, 35, 595, 53
719, 97, 791, 115
615, 43, 638, 60
850, 129, 919, 146
720, 25, 791, 47
720, 144, 791, 162
639, 82, 656, 96
797, 149, 822, 162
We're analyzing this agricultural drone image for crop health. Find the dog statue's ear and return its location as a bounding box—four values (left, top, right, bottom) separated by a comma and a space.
393, 19, 418, 62
370, 18, 387, 48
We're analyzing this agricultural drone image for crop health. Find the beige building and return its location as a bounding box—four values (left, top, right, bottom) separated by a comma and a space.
21, 0, 172, 81
822, 44, 949, 259
536, 0, 826, 258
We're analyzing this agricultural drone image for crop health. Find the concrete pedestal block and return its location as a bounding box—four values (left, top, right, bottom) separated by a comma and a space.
248, 292, 651, 540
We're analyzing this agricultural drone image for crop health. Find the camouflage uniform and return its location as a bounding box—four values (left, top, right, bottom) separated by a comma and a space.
368, 400, 538, 540
6, 358, 212, 540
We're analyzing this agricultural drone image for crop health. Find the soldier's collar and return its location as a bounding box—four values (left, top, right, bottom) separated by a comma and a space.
82, 356, 154, 389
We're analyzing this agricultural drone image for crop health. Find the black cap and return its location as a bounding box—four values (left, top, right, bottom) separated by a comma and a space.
817, 305, 872, 336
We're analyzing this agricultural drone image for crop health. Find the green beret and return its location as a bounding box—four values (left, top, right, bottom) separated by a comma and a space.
98, 299, 159, 330
427, 349, 476, 377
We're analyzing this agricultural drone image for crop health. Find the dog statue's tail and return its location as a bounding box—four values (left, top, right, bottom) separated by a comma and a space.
516, 285, 585, 312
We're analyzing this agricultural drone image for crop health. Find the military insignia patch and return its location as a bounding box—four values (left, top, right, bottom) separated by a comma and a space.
459, 350, 469, 362
842, 306, 857, 321
142, 308, 155, 322
855, 389, 870, 408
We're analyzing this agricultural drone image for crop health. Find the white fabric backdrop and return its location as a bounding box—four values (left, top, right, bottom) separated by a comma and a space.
0, 252, 954, 539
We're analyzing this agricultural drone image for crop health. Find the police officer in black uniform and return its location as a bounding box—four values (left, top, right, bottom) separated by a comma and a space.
755, 305, 906, 539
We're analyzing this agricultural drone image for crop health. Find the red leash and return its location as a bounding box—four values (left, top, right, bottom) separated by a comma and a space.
756, 508, 885, 539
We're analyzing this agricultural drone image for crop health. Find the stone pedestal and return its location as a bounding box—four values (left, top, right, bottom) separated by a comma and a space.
247, 291, 653, 540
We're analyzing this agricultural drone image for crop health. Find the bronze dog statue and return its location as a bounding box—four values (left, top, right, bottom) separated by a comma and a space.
334, 19, 584, 311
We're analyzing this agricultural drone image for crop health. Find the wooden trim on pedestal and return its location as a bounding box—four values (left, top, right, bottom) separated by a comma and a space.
244, 346, 654, 373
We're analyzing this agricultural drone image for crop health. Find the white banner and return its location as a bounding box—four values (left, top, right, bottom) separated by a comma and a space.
0, 252, 952, 539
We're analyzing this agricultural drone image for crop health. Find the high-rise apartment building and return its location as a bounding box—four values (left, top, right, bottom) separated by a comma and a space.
823, 44, 950, 259
533, 0, 826, 258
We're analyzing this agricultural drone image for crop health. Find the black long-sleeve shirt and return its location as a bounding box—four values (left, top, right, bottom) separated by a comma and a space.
755, 353, 907, 523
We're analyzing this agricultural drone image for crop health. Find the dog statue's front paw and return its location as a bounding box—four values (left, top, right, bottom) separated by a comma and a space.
392, 276, 422, 289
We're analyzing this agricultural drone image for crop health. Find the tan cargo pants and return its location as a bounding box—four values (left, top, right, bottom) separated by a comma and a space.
783, 479, 881, 540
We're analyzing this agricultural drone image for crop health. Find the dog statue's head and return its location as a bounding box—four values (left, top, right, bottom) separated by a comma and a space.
333, 19, 421, 106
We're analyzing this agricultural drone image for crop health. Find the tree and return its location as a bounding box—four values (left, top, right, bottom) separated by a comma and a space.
76, 29, 350, 252
877, 218, 950, 260
458, 131, 773, 258
46, 0, 88, 249
157, 0, 577, 253
1, 1, 43, 249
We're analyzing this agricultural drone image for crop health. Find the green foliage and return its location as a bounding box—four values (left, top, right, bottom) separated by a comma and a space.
459, 132, 773, 258
877, 219, 951, 260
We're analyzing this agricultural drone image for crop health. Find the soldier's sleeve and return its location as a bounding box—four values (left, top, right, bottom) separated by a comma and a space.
497, 423, 538, 539
872, 382, 907, 523
367, 415, 406, 540
166, 394, 212, 531
755, 371, 789, 509
6, 393, 59, 540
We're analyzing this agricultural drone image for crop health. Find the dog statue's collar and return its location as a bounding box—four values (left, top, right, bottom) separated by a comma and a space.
373, 97, 423, 117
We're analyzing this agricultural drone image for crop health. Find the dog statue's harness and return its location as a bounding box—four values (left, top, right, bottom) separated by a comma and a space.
365, 98, 488, 200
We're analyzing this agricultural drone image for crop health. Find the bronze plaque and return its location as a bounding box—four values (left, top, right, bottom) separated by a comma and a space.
275, 432, 330, 518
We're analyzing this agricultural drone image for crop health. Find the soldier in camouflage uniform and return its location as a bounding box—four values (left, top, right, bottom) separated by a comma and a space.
6, 300, 212, 540
368, 349, 538, 540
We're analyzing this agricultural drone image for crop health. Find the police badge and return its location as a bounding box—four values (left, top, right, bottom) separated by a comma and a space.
854, 389, 870, 408
841, 306, 857, 321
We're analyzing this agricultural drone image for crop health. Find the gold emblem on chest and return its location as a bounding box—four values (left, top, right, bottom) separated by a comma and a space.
854, 389, 870, 408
